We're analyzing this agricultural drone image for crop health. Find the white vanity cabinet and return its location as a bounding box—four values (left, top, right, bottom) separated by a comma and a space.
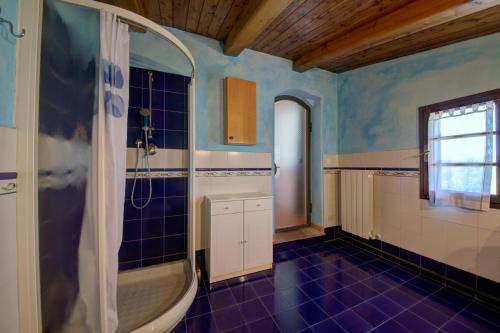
205, 193, 273, 283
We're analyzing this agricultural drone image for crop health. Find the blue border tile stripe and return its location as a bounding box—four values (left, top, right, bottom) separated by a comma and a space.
0, 172, 17, 180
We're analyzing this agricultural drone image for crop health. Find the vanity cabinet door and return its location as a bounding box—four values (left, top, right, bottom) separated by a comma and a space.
243, 210, 273, 269
211, 213, 244, 277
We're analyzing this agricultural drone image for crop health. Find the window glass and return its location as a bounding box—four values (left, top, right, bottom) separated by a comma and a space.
438, 110, 489, 137
438, 136, 488, 163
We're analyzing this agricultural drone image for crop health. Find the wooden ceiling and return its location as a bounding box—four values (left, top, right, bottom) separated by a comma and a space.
99, 0, 500, 73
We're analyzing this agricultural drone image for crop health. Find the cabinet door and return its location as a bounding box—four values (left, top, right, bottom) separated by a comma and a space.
243, 210, 273, 269
224, 77, 256, 145
211, 213, 244, 277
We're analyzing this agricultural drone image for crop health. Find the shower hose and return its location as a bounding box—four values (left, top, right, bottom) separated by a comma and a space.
130, 127, 153, 209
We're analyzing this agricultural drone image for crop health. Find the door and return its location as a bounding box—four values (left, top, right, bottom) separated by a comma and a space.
274, 98, 310, 230
244, 210, 273, 269
211, 213, 244, 277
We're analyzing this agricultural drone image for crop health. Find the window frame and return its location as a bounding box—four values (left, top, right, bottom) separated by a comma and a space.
418, 89, 500, 209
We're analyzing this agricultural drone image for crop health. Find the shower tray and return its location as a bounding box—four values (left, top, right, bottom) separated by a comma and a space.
117, 260, 193, 333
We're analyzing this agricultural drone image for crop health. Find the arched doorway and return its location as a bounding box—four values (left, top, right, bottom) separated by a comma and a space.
274, 96, 311, 230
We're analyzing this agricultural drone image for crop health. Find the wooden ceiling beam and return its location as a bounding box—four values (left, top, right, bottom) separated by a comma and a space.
293, 0, 500, 72
224, 0, 294, 56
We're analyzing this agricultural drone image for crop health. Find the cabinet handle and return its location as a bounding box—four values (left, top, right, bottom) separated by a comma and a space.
256, 204, 261, 207
239, 240, 248, 244
229, 136, 234, 140
224, 207, 229, 210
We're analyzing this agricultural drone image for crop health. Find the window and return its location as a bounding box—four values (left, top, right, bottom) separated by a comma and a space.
419, 89, 500, 210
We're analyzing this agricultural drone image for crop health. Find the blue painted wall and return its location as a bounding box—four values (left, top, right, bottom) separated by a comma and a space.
154, 28, 340, 226
164, 27, 339, 154
0, 0, 18, 127
338, 33, 500, 154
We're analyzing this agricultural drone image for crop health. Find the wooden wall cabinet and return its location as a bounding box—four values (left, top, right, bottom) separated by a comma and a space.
224, 77, 256, 145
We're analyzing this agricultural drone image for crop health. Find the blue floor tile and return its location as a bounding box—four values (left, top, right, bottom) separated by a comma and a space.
231, 283, 258, 303
186, 295, 211, 318
373, 320, 411, 333
409, 301, 452, 327
368, 294, 404, 317
208, 288, 237, 311
310, 319, 345, 333
299, 281, 327, 299
273, 307, 309, 333
246, 317, 281, 333
192, 239, 500, 333
352, 302, 388, 326
249, 278, 275, 297
213, 305, 245, 331
239, 298, 268, 324
295, 301, 329, 326
314, 293, 348, 316
394, 310, 436, 333
186, 313, 218, 333
441, 319, 478, 333
335, 309, 373, 333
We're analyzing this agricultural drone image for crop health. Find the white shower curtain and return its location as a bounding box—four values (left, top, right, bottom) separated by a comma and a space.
100, 11, 129, 332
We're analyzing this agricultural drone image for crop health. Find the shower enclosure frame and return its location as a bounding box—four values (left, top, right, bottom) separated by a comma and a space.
14, 0, 197, 331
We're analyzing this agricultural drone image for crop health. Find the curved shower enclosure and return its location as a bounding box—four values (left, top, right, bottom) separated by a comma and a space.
37, 0, 196, 332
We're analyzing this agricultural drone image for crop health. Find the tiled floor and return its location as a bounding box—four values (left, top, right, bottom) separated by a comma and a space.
173, 239, 500, 333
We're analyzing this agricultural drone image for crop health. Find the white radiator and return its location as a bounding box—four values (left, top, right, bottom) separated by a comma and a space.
340, 170, 374, 239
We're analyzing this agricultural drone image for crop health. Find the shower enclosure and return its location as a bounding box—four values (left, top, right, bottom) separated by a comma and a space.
37, 0, 196, 332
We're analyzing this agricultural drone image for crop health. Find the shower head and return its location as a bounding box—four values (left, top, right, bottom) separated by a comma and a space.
140, 108, 151, 117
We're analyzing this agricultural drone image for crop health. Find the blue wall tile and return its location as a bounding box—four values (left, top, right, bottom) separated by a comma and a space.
165, 92, 185, 112
142, 237, 164, 258
120, 67, 189, 270
164, 234, 186, 255
119, 241, 142, 262
123, 220, 141, 241
119, 177, 188, 270
129, 68, 142, 87
126, 67, 189, 149
142, 218, 164, 239
165, 73, 185, 93
164, 215, 186, 235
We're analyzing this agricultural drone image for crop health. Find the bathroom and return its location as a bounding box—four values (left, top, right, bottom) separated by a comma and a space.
1, 0, 500, 332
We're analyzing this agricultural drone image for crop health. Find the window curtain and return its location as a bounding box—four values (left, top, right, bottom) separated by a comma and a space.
428, 101, 495, 211
100, 11, 129, 332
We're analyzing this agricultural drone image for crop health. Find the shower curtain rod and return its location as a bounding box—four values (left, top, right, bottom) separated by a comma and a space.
119, 17, 195, 78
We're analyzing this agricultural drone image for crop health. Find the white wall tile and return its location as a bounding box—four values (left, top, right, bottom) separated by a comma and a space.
477, 228, 500, 282
0, 193, 18, 333
195, 150, 211, 168
421, 217, 448, 262
0, 127, 16, 172
245, 152, 272, 168
209, 151, 228, 169
227, 151, 246, 169
446, 207, 478, 228
445, 222, 478, 273
401, 177, 419, 196
323, 173, 339, 227
126, 148, 188, 169
420, 200, 448, 220
378, 176, 401, 195
401, 227, 421, 254
337, 149, 418, 169
323, 154, 339, 168
477, 208, 500, 231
